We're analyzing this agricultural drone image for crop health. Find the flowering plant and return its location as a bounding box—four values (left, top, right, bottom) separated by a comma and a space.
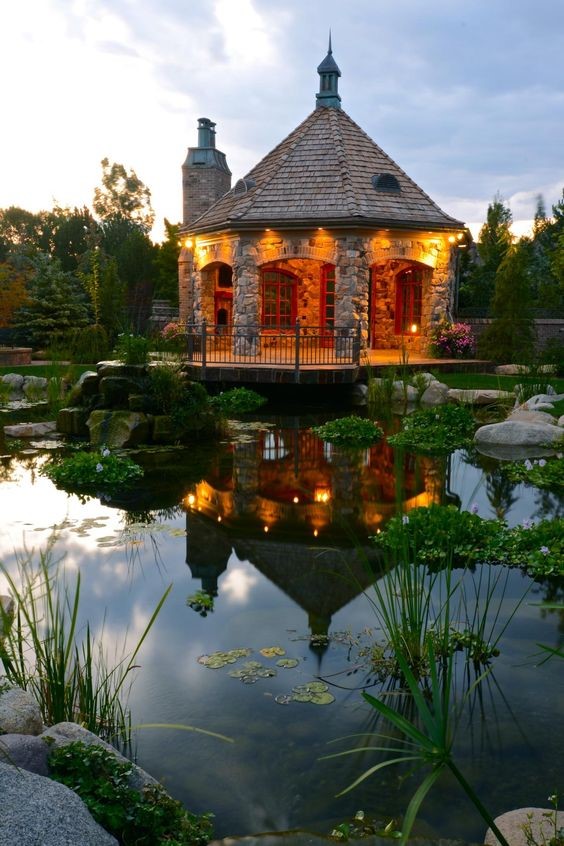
429, 321, 474, 359
161, 321, 185, 340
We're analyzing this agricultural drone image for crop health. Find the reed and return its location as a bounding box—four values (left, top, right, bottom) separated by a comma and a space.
0, 539, 170, 742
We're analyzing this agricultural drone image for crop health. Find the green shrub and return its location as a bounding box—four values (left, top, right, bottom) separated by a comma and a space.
210, 387, 267, 416
70, 324, 110, 364
41, 447, 144, 494
312, 415, 384, 446
387, 404, 476, 453
503, 456, 564, 492
114, 333, 151, 366
49, 741, 214, 845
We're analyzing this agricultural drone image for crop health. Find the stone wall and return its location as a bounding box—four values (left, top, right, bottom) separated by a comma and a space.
464, 318, 564, 353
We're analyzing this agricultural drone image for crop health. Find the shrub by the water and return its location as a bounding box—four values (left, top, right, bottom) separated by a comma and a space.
503, 456, 564, 492
387, 404, 476, 453
49, 741, 214, 846
312, 415, 384, 446
41, 448, 143, 493
210, 387, 267, 416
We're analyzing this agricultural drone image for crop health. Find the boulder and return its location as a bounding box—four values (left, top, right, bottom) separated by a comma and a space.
22, 375, 48, 398
416, 372, 439, 386
42, 722, 158, 792
351, 383, 368, 404
475, 420, 564, 450
494, 364, 530, 375
56, 406, 90, 437
1, 373, 24, 393
523, 392, 564, 408
3, 421, 57, 438
0, 733, 50, 776
392, 382, 419, 402
420, 381, 449, 405
87, 410, 150, 448
448, 388, 514, 405
485, 807, 564, 846
508, 409, 558, 426
0, 684, 43, 735
0, 761, 118, 845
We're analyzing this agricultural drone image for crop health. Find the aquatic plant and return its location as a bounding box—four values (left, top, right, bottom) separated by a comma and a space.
210, 387, 267, 416
41, 447, 144, 494
503, 456, 564, 492
49, 741, 214, 845
0, 541, 170, 741
186, 590, 214, 616
387, 404, 475, 453
312, 415, 384, 446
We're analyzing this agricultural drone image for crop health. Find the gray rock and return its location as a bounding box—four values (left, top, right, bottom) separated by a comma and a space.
1, 373, 24, 392
56, 406, 90, 437
485, 807, 564, 846
392, 382, 419, 402
417, 371, 439, 386
508, 409, 557, 426
0, 761, 118, 845
448, 388, 514, 405
3, 421, 57, 438
559, 415, 564, 427
0, 595, 14, 636
524, 392, 564, 407
475, 420, 564, 449
42, 722, 157, 791
420, 381, 449, 405
87, 410, 150, 448
22, 375, 48, 397
494, 364, 530, 375
0, 733, 50, 775
351, 383, 368, 404
0, 685, 43, 735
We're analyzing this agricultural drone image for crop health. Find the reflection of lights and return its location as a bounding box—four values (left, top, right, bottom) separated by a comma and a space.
313, 529, 319, 537
263, 525, 269, 533
187, 494, 195, 507
217, 516, 222, 523
293, 496, 299, 504
314, 487, 331, 504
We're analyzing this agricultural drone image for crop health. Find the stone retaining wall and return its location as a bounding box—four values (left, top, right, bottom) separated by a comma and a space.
464, 318, 564, 352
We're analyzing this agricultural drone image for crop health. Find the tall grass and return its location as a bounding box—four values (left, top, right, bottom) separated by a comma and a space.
0, 539, 171, 742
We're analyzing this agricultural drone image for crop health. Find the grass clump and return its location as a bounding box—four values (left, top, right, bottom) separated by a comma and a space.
312, 415, 384, 446
210, 387, 267, 416
0, 542, 170, 740
387, 404, 475, 453
41, 447, 143, 494
49, 741, 214, 845
114, 333, 151, 366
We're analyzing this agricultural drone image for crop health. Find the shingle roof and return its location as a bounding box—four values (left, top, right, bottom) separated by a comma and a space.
188, 106, 463, 234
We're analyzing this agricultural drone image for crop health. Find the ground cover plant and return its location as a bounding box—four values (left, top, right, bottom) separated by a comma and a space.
49, 741, 214, 846
210, 387, 267, 416
41, 447, 144, 495
387, 405, 475, 453
503, 456, 564, 492
312, 415, 384, 446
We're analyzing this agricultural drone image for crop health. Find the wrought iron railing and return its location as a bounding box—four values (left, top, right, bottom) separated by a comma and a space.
185, 321, 361, 377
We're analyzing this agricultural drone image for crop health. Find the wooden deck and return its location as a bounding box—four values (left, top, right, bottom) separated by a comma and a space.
181, 324, 492, 384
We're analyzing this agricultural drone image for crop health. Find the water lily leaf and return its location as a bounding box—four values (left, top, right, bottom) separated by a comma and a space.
309, 692, 335, 705
241, 675, 258, 684
256, 668, 277, 678
306, 681, 329, 693
292, 684, 311, 695
244, 660, 263, 669
275, 694, 293, 706
228, 670, 247, 678
260, 646, 286, 658
276, 658, 299, 669
291, 692, 313, 703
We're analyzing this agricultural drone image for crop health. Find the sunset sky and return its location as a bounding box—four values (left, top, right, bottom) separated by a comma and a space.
1, 0, 562, 242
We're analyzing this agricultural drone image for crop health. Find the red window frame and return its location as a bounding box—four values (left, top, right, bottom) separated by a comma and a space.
395, 266, 423, 334
261, 267, 297, 327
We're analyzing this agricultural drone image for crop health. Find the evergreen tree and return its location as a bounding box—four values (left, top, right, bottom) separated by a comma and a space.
78, 245, 126, 342
459, 194, 512, 310
13, 254, 91, 349
154, 219, 180, 307
477, 242, 536, 362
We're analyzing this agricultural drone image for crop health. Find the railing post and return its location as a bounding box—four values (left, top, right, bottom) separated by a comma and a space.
353, 320, 362, 364
186, 323, 193, 362
201, 320, 207, 380
294, 319, 300, 382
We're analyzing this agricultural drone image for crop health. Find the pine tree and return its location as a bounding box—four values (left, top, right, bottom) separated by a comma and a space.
459, 194, 512, 310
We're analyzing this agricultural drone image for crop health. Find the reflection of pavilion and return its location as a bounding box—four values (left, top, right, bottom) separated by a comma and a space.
184, 419, 452, 640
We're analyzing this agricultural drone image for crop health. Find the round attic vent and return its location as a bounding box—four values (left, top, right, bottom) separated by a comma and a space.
233, 177, 256, 195
372, 173, 401, 193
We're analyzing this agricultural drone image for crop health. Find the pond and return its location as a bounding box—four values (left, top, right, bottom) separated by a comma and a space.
1, 400, 563, 843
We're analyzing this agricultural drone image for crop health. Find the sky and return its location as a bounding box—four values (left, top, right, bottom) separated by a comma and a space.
1, 0, 563, 243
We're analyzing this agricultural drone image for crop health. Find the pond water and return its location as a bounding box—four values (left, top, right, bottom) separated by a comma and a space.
1, 401, 563, 842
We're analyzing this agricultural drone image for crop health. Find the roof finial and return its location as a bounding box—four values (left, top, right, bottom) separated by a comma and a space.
316, 35, 341, 109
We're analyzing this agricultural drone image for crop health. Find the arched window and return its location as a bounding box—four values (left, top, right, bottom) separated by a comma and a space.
261, 267, 297, 327
395, 266, 423, 334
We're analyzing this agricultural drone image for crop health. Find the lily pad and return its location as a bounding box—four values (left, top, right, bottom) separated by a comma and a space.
276, 658, 299, 669
275, 694, 293, 706
309, 691, 335, 705
306, 681, 329, 693
260, 646, 286, 658
291, 692, 313, 703
256, 668, 277, 678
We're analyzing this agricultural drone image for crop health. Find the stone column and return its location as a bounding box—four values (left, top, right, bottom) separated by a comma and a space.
232, 238, 260, 356
178, 246, 194, 323
426, 243, 456, 332
334, 236, 370, 356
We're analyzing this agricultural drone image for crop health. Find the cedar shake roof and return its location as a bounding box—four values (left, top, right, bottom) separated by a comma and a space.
187, 106, 463, 234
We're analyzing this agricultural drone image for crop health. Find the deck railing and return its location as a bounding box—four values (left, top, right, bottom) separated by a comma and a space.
185, 321, 361, 377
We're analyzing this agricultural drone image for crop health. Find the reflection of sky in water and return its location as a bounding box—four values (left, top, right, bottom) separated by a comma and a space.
0, 452, 563, 841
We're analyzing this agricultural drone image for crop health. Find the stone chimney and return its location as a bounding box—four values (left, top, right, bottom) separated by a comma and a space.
182, 118, 231, 226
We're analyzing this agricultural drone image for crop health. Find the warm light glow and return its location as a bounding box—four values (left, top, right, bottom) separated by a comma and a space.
265, 228, 271, 232
217, 516, 222, 523
314, 486, 331, 504
410, 323, 418, 334
457, 232, 464, 240
313, 529, 319, 537
293, 496, 299, 504
187, 494, 195, 506
448, 235, 456, 244
263, 525, 269, 533
184, 238, 193, 249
